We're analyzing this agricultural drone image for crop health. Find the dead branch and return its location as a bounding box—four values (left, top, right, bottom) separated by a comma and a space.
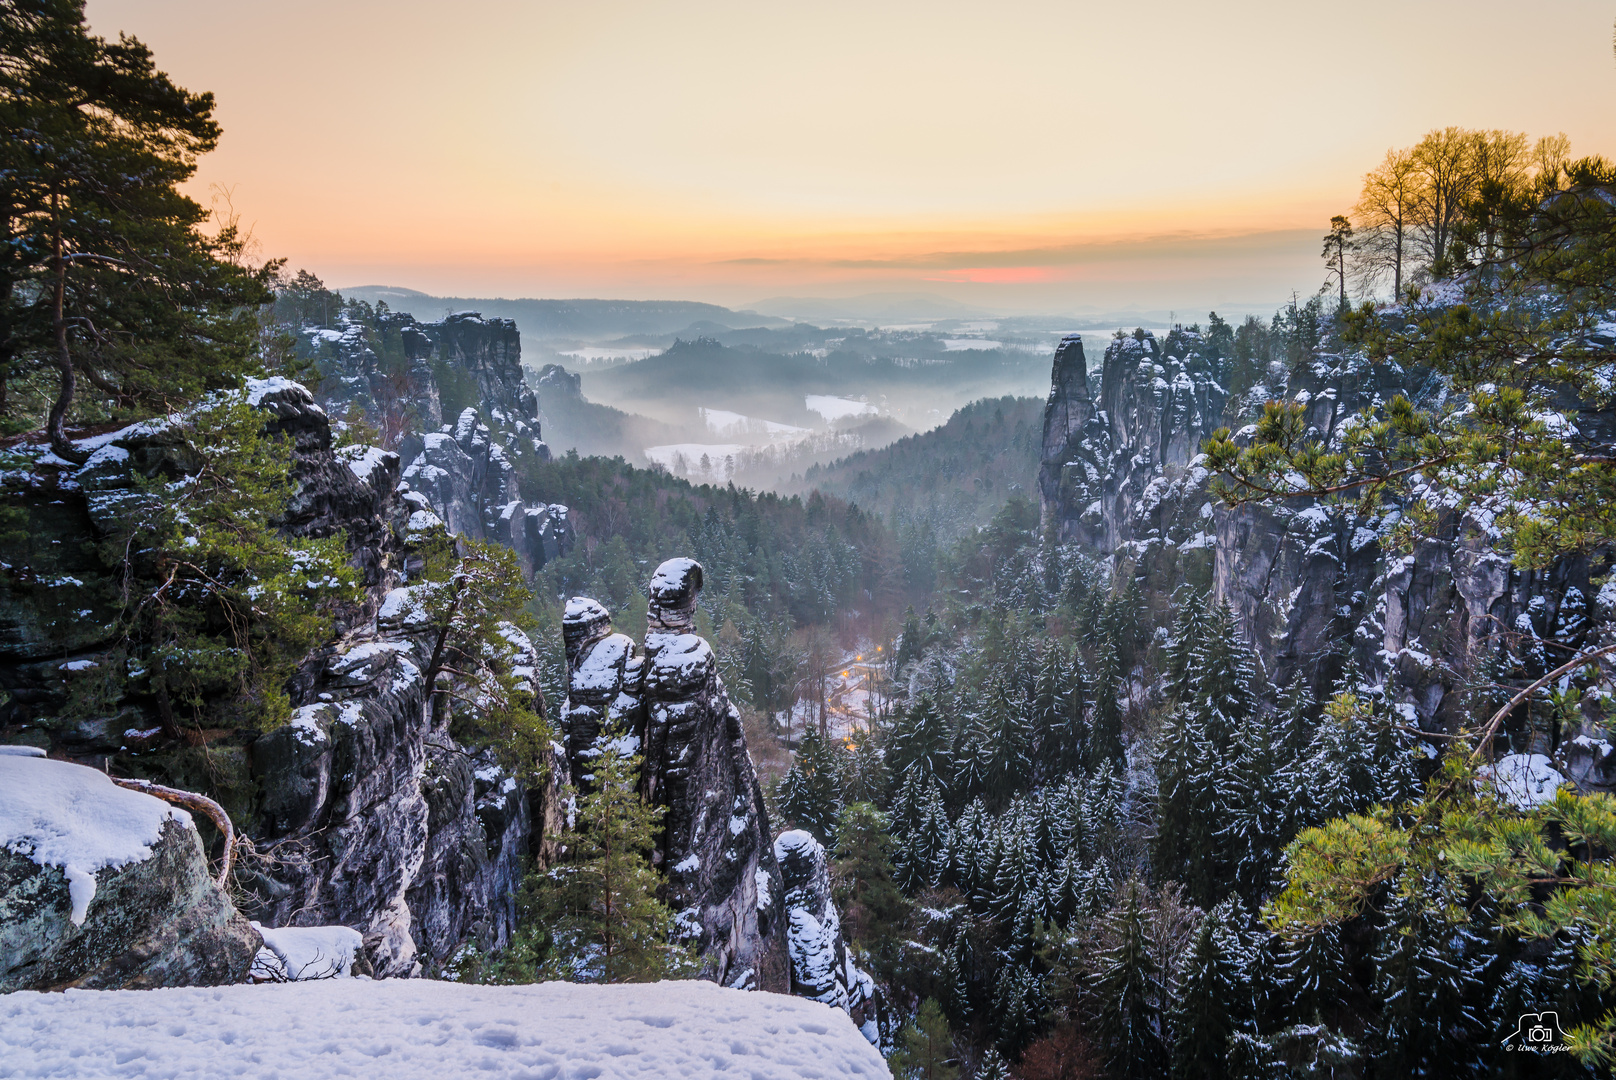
109, 775, 235, 887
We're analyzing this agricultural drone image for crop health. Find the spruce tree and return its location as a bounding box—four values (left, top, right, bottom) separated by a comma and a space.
1152, 703, 1224, 905
1270, 926, 1352, 1028
1164, 589, 1208, 703
1032, 646, 1087, 781
1216, 712, 1286, 902
889, 691, 954, 800
1169, 899, 1254, 1080
533, 736, 689, 983
1183, 601, 1255, 749
973, 1048, 1013, 1080
780, 727, 843, 845
1092, 884, 1168, 1080
980, 680, 1032, 806
1088, 633, 1126, 772
832, 802, 910, 980
1370, 874, 1487, 1075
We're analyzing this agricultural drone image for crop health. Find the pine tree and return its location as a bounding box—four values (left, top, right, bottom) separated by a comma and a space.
533, 736, 689, 982
2, 0, 273, 457
1169, 899, 1254, 1080
891, 998, 960, 1080
780, 727, 843, 845
1092, 884, 1168, 1080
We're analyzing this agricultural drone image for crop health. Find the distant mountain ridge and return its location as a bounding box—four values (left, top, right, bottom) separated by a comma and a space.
338, 288, 789, 340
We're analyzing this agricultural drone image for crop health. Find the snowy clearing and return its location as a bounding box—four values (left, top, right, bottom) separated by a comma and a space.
699, 408, 809, 441
0, 978, 890, 1079
941, 339, 1004, 351
804, 395, 878, 422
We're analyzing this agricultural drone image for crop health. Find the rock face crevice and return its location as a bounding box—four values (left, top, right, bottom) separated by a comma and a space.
1037, 330, 1616, 789
559, 560, 789, 993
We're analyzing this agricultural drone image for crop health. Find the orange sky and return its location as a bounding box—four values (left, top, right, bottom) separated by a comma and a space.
89, 0, 1616, 314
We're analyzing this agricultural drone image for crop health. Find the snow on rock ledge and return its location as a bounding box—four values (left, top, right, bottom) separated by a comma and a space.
0, 755, 260, 991
0, 978, 892, 1079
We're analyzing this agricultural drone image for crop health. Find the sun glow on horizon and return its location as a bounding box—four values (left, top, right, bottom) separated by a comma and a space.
87, 0, 1616, 312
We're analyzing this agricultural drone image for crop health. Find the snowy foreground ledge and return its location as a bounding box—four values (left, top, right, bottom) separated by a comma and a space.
0, 978, 890, 1079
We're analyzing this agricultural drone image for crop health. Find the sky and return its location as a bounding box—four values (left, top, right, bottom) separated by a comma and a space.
89, 0, 1616, 317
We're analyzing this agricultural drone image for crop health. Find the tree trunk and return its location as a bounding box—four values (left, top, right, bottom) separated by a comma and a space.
46, 191, 86, 465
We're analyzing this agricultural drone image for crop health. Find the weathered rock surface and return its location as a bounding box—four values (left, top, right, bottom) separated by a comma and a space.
559, 559, 789, 992
303, 309, 574, 576
0, 752, 260, 991
1037, 329, 1616, 785
774, 829, 891, 1046
0, 377, 562, 981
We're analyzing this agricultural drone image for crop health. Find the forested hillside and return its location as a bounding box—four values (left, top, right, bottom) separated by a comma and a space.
793, 395, 1045, 543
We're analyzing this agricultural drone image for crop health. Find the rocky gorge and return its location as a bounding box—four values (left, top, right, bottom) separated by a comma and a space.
1037, 327, 1616, 789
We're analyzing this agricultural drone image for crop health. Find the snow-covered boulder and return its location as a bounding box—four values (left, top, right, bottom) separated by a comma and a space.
0, 978, 891, 1079
0, 751, 259, 991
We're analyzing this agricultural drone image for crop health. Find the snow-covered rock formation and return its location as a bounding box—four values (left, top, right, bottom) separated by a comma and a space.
559, 560, 789, 992
0, 750, 259, 991
0, 379, 562, 980
774, 829, 892, 1047
305, 309, 573, 576
1037, 328, 1616, 787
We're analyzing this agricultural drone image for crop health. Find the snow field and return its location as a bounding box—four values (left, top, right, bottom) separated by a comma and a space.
0, 979, 891, 1079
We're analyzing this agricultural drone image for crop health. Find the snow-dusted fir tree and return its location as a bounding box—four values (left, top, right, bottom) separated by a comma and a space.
1091, 884, 1168, 1080
1031, 646, 1087, 782
1168, 898, 1255, 1080
780, 727, 843, 845
1088, 633, 1126, 771
1369, 873, 1488, 1075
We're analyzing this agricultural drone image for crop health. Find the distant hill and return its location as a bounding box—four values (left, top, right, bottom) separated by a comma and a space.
337, 289, 789, 340
793, 395, 1045, 540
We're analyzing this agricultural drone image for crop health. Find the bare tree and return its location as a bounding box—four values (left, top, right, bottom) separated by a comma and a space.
1411, 127, 1478, 274
1354, 147, 1420, 297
